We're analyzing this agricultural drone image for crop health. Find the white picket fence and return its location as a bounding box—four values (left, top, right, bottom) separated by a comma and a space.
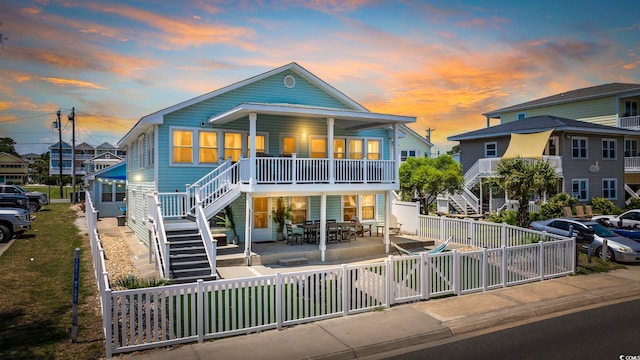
85, 197, 575, 358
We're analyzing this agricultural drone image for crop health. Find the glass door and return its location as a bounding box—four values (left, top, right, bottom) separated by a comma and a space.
251, 197, 272, 242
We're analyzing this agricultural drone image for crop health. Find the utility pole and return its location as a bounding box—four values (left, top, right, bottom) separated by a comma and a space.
68, 107, 76, 203
55, 110, 63, 198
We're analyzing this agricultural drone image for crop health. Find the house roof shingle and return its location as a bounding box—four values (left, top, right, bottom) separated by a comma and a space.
483, 83, 640, 117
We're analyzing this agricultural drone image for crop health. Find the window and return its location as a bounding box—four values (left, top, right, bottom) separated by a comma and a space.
290, 196, 307, 224
173, 130, 193, 163
401, 150, 417, 161
224, 133, 243, 162
101, 182, 126, 202
310, 138, 327, 158
361, 194, 375, 220
517, 112, 526, 120
625, 100, 638, 116
349, 139, 363, 159
602, 139, 616, 160
625, 139, 638, 157
545, 137, 558, 156
137, 135, 145, 168
572, 179, 588, 201
484, 142, 497, 157
198, 131, 217, 163
282, 135, 297, 155
147, 130, 154, 166
343, 195, 357, 221
367, 140, 381, 160
247, 135, 265, 156
334, 139, 345, 159
602, 179, 617, 200
572, 137, 588, 159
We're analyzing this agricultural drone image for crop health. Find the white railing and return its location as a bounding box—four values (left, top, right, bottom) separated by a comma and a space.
86, 198, 574, 357
156, 191, 189, 219
148, 193, 170, 277
620, 115, 640, 129
101, 237, 574, 356
625, 157, 640, 171
417, 215, 566, 248
196, 162, 241, 212
464, 156, 563, 187
194, 188, 216, 276
240, 155, 395, 184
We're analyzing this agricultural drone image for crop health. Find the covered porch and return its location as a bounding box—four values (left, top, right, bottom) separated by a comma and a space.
216, 233, 436, 269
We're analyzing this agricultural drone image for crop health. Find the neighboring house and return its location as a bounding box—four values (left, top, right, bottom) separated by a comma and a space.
397, 125, 433, 161
447, 115, 638, 212
0, 152, 28, 184
85, 162, 126, 217
483, 83, 640, 200
49, 141, 126, 177
117, 62, 415, 280
83, 152, 124, 174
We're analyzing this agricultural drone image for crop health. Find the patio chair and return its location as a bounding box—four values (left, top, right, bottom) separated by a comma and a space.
327, 222, 340, 243
574, 205, 589, 219
563, 207, 573, 217
351, 216, 371, 237
286, 224, 303, 245
585, 205, 599, 218
341, 223, 356, 243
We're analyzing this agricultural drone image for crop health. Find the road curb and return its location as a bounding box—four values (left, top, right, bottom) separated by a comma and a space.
445, 286, 640, 335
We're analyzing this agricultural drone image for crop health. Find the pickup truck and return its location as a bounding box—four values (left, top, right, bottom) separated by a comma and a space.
0, 207, 31, 242
0, 194, 30, 211
0, 185, 48, 212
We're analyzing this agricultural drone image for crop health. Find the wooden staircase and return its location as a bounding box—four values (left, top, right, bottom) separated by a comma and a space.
167, 227, 217, 283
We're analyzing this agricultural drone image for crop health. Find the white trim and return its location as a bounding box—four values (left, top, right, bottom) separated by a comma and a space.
571, 136, 589, 159
571, 178, 589, 201
484, 141, 498, 158
601, 138, 617, 160
602, 178, 618, 200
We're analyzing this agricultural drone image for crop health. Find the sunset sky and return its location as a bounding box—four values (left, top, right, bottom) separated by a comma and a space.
1, 0, 638, 155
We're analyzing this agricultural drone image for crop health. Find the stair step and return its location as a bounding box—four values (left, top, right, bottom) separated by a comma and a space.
171, 259, 210, 270
278, 257, 308, 266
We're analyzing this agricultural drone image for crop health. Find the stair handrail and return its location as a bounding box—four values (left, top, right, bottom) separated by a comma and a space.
464, 159, 481, 187
194, 186, 217, 276
197, 161, 241, 213
186, 159, 231, 210
148, 192, 170, 277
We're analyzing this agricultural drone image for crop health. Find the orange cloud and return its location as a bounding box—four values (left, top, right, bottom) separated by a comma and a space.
40, 77, 107, 89
80, 2, 256, 50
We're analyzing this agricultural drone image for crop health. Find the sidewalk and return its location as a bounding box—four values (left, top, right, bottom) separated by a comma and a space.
110, 226, 640, 360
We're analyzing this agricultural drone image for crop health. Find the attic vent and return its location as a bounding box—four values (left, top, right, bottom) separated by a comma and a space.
105, 154, 111, 159
283, 75, 296, 88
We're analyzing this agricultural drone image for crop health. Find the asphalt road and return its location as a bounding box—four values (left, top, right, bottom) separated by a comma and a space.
375, 298, 640, 360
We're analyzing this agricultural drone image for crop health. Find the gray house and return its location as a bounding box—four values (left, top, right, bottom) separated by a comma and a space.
447, 115, 639, 210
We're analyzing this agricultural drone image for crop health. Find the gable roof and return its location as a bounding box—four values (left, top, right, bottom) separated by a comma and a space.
119, 62, 375, 145
448, 115, 638, 141
483, 83, 640, 118
399, 125, 434, 147
86, 161, 126, 181
0, 152, 27, 163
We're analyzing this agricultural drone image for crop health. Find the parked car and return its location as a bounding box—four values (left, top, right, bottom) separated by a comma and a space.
0, 207, 31, 242
591, 209, 640, 228
0, 194, 30, 211
530, 218, 640, 263
0, 185, 48, 212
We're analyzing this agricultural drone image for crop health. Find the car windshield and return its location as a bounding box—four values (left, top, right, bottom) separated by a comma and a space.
15, 185, 26, 193
588, 223, 617, 237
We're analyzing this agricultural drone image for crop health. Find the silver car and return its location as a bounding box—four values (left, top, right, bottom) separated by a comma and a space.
591, 209, 640, 228
530, 218, 640, 262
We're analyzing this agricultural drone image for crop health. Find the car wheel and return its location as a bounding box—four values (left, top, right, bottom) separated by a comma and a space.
28, 202, 39, 213
596, 246, 614, 261
0, 224, 10, 242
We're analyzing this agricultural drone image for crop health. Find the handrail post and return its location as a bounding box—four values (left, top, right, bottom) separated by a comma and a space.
292, 153, 297, 185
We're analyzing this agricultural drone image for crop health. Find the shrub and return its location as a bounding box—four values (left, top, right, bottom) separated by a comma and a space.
112, 274, 171, 290
590, 197, 621, 215
626, 198, 640, 210
487, 209, 518, 225
536, 193, 577, 220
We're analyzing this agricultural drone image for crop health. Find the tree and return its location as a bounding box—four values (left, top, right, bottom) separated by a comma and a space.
494, 157, 558, 228
0, 137, 18, 156
399, 155, 464, 214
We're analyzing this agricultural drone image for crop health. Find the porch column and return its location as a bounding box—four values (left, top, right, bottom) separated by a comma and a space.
384, 190, 391, 253
393, 123, 400, 185
249, 113, 257, 186
245, 193, 253, 266
327, 118, 335, 184
319, 194, 327, 262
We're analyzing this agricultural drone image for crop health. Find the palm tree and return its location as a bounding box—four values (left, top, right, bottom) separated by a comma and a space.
495, 157, 558, 227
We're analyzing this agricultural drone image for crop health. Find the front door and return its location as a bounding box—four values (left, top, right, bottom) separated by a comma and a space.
252, 197, 273, 242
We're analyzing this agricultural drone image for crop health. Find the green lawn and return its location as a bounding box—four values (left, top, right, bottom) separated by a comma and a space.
24, 185, 76, 200
0, 203, 104, 360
